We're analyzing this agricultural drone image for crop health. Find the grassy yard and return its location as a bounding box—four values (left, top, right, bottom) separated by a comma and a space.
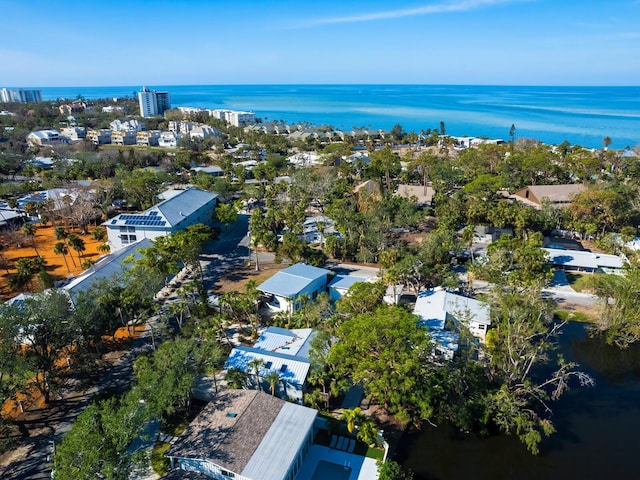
151, 442, 171, 476
555, 309, 596, 323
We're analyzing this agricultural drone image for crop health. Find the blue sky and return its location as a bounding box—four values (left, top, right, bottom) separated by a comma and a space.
1, 0, 639, 86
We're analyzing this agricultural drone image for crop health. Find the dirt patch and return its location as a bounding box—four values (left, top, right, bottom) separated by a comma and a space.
209, 262, 287, 294
0, 224, 107, 300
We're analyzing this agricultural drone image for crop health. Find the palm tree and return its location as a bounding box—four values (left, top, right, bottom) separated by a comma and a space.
67, 234, 85, 265
247, 358, 264, 390
53, 242, 71, 273
225, 367, 247, 389
341, 407, 364, 434
97, 243, 111, 254
264, 371, 281, 396
21, 222, 39, 256
54, 226, 68, 241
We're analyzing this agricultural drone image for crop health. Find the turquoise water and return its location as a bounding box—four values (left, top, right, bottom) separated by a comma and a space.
39, 85, 640, 149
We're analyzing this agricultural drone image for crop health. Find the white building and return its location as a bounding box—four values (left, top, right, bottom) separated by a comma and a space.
224, 326, 316, 403
328, 275, 366, 301
111, 130, 137, 146
159, 131, 181, 148
138, 86, 171, 117
258, 263, 331, 314
1, 88, 42, 103
227, 111, 256, 127
543, 247, 625, 274
103, 188, 218, 252
136, 130, 161, 146
86, 129, 112, 145
165, 390, 316, 480
60, 126, 86, 141
110, 119, 144, 132
26, 129, 64, 146
414, 288, 492, 358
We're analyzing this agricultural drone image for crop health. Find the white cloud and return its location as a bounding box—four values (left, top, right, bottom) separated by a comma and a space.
300, 0, 522, 27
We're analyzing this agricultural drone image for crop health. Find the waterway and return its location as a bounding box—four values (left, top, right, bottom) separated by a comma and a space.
398, 322, 640, 480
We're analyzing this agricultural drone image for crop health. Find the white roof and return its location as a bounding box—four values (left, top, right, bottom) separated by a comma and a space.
252, 327, 315, 359
414, 289, 491, 330
224, 346, 310, 388
241, 402, 317, 480
543, 248, 625, 270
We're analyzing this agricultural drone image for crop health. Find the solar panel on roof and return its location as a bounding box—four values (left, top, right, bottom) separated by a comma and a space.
149, 211, 157, 216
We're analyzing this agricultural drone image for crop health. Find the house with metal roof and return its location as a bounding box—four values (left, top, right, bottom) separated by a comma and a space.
543, 247, 625, 274
258, 263, 331, 314
224, 327, 316, 403
165, 390, 317, 480
103, 188, 217, 252
328, 275, 366, 301
61, 238, 153, 303
414, 288, 492, 358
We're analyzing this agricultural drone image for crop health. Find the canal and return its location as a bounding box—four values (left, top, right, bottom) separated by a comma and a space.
398, 321, 640, 479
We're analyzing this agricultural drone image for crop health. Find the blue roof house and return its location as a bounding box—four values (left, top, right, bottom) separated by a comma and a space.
328, 274, 366, 301
224, 327, 316, 403
103, 188, 218, 252
258, 263, 331, 314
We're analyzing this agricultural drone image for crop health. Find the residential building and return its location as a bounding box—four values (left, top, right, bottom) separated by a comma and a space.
227, 110, 256, 127
543, 247, 625, 274
0, 88, 42, 103
26, 129, 64, 146
328, 275, 366, 301
159, 131, 181, 148
58, 101, 86, 115
103, 188, 218, 252
111, 130, 137, 146
165, 390, 316, 480
86, 129, 112, 145
60, 126, 86, 141
414, 288, 492, 358
191, 165, 224, 177
110, 119, 145, 132
224, 326, 316, 403
102, 105, 124, 113
511, 184, 586, 209
258, 263, 331, 314
62, 238, 153, 303
190, 125, 219, 139
137, 130, 161, 146
138, 86, 171, 117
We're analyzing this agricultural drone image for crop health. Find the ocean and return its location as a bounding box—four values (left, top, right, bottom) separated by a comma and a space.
39, 85, 640, 149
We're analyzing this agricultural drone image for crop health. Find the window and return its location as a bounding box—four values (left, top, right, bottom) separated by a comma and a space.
280, 364, 288, 373
265, 361, 273, 369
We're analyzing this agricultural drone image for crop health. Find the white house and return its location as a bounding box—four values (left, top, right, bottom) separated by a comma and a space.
61, 238, 153, 303
414, 288, 491, 358
165, 390, 316, 480
103, 188, 218, 252
26, 129, 64, 146
159, 131, 181, 148
257, 263, 331, 314
543, 247, 625, 274
328, 275, 366, 301
224, 327, 316, 403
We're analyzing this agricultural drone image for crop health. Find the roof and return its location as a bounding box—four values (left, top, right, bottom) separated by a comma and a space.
241, 402, 316, 480
257, 263, 330, 298
354, 179, 380, 194
167, 390, 316, 480
61, 238, 153, 298
414, 289, 491, 330
104, 188, 217, 229
514, 184, 586, 206
543, 247, 625, 270
252, 327, 315, 359
160, 470, 213, 480
166, 390, 284, 474
329, 275, 366, 291
224, 346, 311, 387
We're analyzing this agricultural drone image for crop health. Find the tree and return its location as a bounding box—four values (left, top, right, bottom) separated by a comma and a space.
264, 371, 281, 396
54, 241, 71, 273
328, 306, 436, 425
509, 124, 517, 144
21, 222, 39, 256
214, 202, 238, 230
247, 358, 265, 390
91, 227, 106, 241
225, 367, 248, 389
484, 289, 594, 454
67, 234, 86, 265
580, 263, 640, 347
336, 281, 386, 317
341, 407, 364, 434
97, 242, 111, 254
378, 460, 414, 480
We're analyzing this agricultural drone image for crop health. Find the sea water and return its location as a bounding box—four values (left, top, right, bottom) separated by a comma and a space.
39, 84, 640, 149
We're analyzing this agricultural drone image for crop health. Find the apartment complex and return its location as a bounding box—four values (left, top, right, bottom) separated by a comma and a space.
138, 86, 171, 117
0, 88, 42, 103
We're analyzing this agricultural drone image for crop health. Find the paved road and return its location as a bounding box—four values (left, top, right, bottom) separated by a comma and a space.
0, 218, 252, 480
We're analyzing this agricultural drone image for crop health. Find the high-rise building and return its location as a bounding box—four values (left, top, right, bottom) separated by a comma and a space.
0, 88, 42, 103
137, 87, 171, 117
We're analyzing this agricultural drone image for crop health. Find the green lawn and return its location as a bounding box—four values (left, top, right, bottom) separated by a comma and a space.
555, 310, 595, 323
151, 442, 171, 476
